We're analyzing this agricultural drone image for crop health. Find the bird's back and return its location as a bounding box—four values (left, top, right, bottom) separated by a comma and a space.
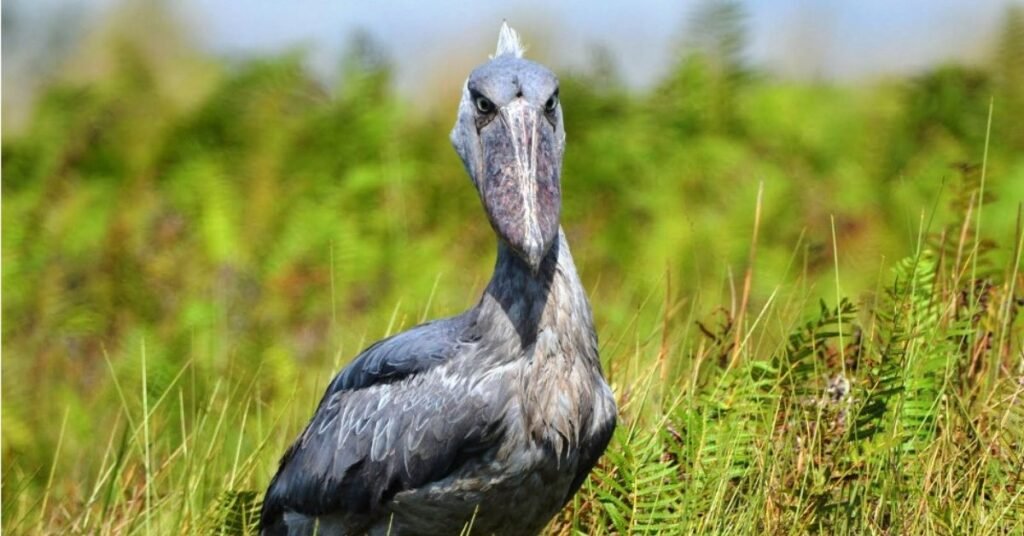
259, 314, 506, 534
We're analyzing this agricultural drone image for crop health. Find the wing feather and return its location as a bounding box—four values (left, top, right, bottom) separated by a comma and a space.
260, 314, 507, 532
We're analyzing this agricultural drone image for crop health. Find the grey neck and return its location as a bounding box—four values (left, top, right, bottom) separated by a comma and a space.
484, 237, 559, 347
474, 228, 596, 361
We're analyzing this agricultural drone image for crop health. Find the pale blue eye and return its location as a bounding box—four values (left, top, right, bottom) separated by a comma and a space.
475, 96, 494, 114
545, 93, 558, 113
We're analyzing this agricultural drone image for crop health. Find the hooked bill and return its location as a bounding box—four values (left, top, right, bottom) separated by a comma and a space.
480, 98, 561, 271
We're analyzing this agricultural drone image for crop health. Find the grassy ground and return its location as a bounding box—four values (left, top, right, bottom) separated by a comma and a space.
3, 6, 1024, 534
5, 180, 1022, 535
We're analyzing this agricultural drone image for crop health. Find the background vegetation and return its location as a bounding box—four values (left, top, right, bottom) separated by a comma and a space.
3, 3, 1024, 534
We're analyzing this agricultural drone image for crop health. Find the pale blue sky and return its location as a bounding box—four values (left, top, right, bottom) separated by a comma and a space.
172, 0, 1016, 83
3, 0, 1021, 103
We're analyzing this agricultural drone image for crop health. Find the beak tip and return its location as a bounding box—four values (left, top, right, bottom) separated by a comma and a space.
523, 240, 545, 274
528, 257, 542, 275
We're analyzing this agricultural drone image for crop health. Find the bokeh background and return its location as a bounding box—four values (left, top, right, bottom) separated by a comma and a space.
3, 0, 1024, 533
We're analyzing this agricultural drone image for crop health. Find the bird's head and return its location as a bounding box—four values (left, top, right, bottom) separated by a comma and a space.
451, 22, 564, 273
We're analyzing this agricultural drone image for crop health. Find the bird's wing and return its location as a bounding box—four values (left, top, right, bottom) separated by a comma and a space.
260, 314, 507, 529
324, 314, 474, 393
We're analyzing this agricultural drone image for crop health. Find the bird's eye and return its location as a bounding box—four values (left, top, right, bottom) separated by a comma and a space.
545, 92, 559, 113
475, 96, 495, 114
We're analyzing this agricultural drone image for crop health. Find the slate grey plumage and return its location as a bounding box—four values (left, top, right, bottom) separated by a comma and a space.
260, 23, 616, 536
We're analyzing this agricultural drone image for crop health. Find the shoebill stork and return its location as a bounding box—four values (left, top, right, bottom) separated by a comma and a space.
260, 23, 617, 535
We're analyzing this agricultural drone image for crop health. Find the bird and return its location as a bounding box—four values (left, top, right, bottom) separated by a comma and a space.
259, 23, 617, 536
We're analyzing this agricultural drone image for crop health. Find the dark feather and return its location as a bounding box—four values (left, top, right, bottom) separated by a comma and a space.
564, 409, 615, 504
259, 313, 503, 531
326, 314, 474, 392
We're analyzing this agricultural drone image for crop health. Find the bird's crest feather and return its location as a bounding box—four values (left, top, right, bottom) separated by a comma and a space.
492, 21, 525, 59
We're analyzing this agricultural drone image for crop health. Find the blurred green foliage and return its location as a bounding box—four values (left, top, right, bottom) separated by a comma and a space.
2, 4, 1023, 533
